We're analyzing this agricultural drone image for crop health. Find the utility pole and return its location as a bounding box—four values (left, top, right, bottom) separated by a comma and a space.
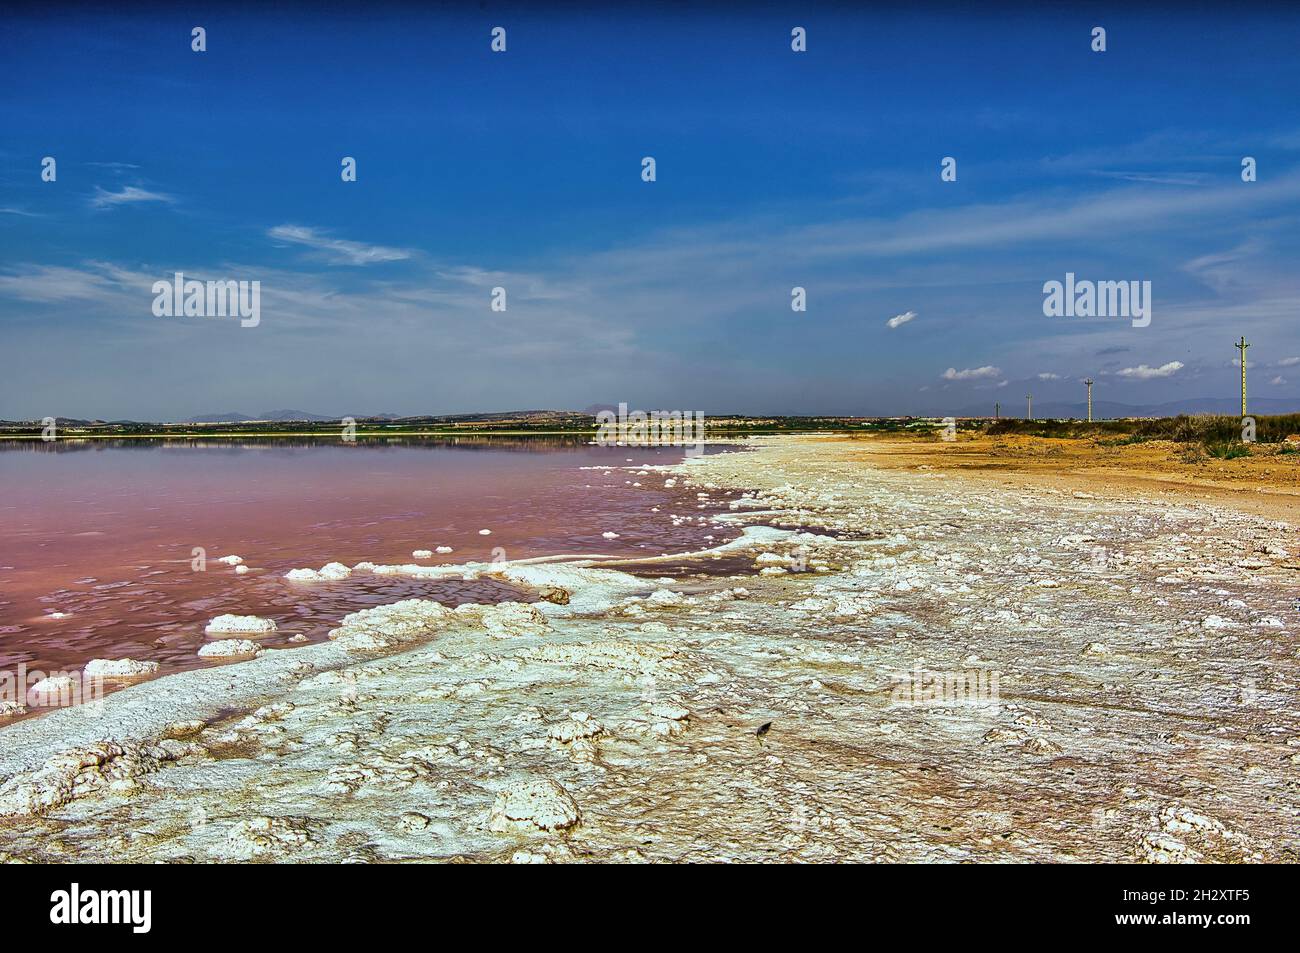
1026, 394, 1033, 421
1235, 337, 1249, 417
994, 402, 1000, 420
1084, 379, 1094, 423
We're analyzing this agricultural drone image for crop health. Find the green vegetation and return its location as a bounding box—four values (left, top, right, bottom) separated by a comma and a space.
3, 412, 1298, 451
989, 413, 1300, 449
1206, 442, 1251, 459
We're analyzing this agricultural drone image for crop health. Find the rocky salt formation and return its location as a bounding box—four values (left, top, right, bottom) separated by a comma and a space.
488, 778, 581, 833
0, 436, 1296, 863
197, 639, 261, 658
285, 562, 352, 582
83, 659, 159, 678
205, 614, 278, 634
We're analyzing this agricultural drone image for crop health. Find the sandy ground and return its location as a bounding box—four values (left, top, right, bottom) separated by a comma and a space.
0, 434, 1297, 863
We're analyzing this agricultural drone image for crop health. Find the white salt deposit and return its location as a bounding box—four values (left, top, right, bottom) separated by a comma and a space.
84, 658, 159, 678
205, 614, 278, 635
198, 640, 261, 658
284, 562, 352, 582
28, 676, 76, 697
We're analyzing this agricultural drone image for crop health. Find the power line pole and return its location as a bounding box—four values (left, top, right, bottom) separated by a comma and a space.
1235, 337, 1249, 417
994, 402, 1000, 420
1084, 378, 1094, 423
1026, 394, 1033, 421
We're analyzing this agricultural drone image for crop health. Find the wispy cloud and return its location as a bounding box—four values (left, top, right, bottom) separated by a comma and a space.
0, 262, 143, 304
885, 309, 917, 329
1036, 372, 1061, 380
942, 365, 1001, 381
267, 225, 414, 266
89, 185, 174, 210
1090, 170, 1210, 186
1116, 361, 1184, 380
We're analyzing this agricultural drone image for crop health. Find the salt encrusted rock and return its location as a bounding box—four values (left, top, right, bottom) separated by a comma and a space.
412, 550, 433, 558
537, 585, 570, 605
436, 546, 454, 554
327, 598, 454, 650
1082, 642, 1111, 657
547, 711, 603, 743
0, 739, 202, 818
226, 815, 317, 859
1024, 737, 1063, 755
469, 602, 550, 639
399, 812, 430, 832
284, 562, 352, 582
601, 531, 619, 539
217, 555, 244, 565
83, 658, 159, 678
646, 588, 686, 608
1202, 615, 1235, 629
521, 640, 674, 676
488, 778, 580, 833
205, 614, 277, 635
28, 676, 76, 698
198, 639, 260, 658
234, 565, 250, 575
0, 700, 28, 716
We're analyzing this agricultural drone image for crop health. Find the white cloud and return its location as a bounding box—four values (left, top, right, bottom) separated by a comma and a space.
1116, 361, 1184, 380
886, 310, 917, 329
89, 186, 174, 209
942, 365, 1002, 381
0, 263, 138, 303
1270, 375, 1285, 385
268, 225, 413, 266
1277, 356, 1300, 367
1036, 372, 1061, 380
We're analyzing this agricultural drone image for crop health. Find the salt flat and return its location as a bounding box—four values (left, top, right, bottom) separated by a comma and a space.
1, 436, 1296, 862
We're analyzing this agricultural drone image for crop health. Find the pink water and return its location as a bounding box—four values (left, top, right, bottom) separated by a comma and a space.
0, 438, 740, 690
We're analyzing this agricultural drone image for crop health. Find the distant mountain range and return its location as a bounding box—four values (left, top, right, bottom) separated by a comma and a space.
180, 410, 362, 423
177, 409, 588, 424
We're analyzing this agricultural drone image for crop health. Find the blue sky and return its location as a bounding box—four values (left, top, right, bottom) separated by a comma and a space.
2, 2, 1299, 419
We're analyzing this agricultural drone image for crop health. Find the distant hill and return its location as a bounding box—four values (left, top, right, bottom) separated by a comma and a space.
175, 409, 590, 425
182, 410, 338, 423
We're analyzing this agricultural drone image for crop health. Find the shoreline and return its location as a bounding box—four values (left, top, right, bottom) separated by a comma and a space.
1, 436, 1296, 862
